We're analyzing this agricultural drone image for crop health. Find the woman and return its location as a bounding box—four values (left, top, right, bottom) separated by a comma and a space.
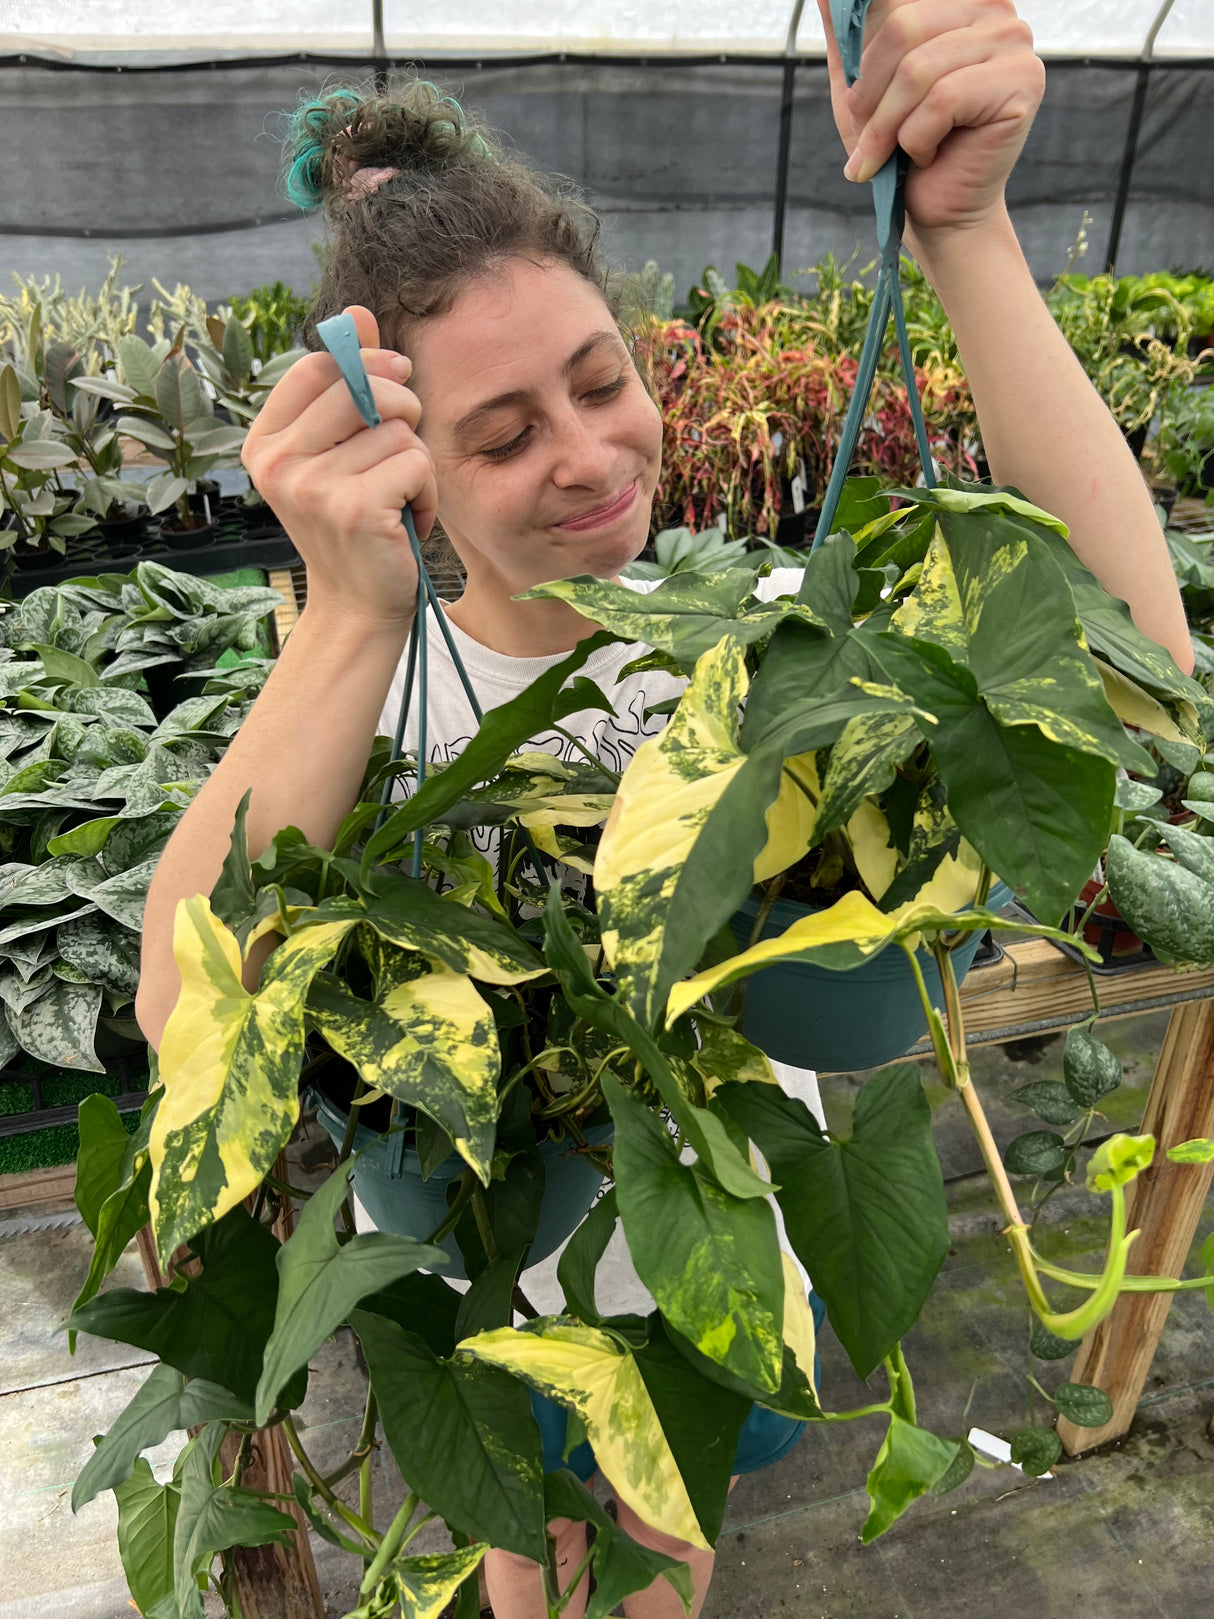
136, 2, 1191, 1612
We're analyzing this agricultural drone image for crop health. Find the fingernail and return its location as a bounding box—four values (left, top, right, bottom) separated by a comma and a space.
844, 151, 862, 182
392, 354, 412, 378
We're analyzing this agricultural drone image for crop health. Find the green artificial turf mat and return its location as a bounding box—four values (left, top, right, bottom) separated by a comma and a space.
0, 1068, 146, 1175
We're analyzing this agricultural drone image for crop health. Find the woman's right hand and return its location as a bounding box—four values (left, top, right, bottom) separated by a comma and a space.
242, 304, 439, 627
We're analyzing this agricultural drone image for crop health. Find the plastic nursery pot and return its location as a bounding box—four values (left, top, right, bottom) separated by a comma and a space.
729, 884, 1012, 1073
1074, 876, 1146, 958
158, 519, 216, 552
307, 1088, 613, 1281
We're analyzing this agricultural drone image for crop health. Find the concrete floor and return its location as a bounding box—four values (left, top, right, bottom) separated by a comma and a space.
2, 1012, 1212, 1619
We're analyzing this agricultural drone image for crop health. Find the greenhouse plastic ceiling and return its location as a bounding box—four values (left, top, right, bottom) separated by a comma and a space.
8, 0, 1214, 61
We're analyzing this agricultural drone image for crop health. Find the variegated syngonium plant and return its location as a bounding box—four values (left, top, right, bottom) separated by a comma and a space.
526, 479, 1210, 1032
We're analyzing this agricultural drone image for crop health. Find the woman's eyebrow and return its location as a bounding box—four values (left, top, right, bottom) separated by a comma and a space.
451, 330, 623, 441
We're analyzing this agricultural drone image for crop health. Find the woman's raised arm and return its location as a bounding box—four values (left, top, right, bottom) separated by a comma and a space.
136, 308, 436, 1048
818, 0, 1193, 673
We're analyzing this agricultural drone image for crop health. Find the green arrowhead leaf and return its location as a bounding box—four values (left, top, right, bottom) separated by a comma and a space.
1063, 1026, 1123, 1108
350, 1308, 546, 1561
860, 1415, 959, 1542
254, 1160, 445, 1424
718, 1067, 949, 1380
73, 1364, 251, 1510
113, 1456, 179, 1618
69, 1206, 282, 1403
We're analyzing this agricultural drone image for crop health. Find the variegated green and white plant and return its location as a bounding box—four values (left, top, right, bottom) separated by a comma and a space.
0, 565, 280, 1077
65, 480, 1214, 1619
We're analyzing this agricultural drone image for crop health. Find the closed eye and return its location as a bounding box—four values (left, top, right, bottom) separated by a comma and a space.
480, 375, 628, 462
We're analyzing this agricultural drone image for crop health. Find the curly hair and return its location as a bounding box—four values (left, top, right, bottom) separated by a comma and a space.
282, 78, 616, 353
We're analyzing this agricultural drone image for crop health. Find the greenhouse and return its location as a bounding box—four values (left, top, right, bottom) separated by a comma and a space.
2, 3, 1213, 1618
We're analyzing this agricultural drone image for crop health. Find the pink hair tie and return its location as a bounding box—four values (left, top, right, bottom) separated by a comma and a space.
334, 125, 399, 200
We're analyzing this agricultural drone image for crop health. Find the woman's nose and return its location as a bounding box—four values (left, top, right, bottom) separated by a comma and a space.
548, 408, 616, 489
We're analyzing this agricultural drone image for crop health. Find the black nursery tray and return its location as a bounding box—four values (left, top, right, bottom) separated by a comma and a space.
1003, 898, 1158, 976
5, 497, 300, 596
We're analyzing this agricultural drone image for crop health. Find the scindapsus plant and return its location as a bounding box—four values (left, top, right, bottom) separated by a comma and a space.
65, 480, 1214, 1618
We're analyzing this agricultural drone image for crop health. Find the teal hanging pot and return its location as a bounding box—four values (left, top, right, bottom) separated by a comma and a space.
307, 1088, 612, 1281
729, 885, 1010, 1072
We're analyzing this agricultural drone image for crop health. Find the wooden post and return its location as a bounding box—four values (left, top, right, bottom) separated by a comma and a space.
1057, 997, 1214, 1454
219, 1424, 325, 1619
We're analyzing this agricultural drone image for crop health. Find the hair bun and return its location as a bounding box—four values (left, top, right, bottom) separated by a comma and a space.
284, 81, 486, 212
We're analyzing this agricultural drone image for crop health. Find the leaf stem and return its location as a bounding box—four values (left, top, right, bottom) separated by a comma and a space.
282, 1416, 377, 1546
360, 1491, 419, 1595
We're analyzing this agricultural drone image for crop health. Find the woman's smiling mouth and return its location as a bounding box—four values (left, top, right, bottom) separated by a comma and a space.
551, 478, 640, 533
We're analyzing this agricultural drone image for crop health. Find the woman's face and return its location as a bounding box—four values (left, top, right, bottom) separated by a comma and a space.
407, 258, 663, 595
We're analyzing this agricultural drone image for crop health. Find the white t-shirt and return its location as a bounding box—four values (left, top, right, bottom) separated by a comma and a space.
373, 565, 826, 1146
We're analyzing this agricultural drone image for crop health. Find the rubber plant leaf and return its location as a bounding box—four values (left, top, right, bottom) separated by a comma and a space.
150, 896, 356, 1263
459, 1316, 711, 1550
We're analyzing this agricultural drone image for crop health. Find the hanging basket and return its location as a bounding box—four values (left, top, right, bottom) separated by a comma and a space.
308, 1087, 612, 1281
730, 886, 1011, 1072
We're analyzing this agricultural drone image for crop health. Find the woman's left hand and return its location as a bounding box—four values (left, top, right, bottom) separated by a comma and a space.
816, 0, 1046, 234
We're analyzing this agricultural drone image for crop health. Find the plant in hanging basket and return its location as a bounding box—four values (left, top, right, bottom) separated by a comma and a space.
527, 478, 1209, 1071
63, 540, 1214, 1615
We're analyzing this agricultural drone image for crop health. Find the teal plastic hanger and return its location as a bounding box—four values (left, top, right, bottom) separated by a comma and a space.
316, 311, 485, 876
810, 0, 936, 550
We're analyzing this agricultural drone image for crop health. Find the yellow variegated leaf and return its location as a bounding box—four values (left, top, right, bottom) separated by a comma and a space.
1099, 662, 1187, 745
909, 840, 983, 916
754, 752, 819, 882
522, 821, 596, 875
393, 1543, 488, 1619
691, 1022, 779, 1098
846, 798, 900, 902
309, 955, 499, 1183
150, 897, 355, 1263
517, 794, 616, 827
890, 524, 968, 657
814, 710, 920, 839
926, 485, 1069, 535
594, 640, 750, 1021
781, 1254, 818, 1393
666, 891, 1015, 1025
459, 1321, 709, 1549
507, 751, 576, 778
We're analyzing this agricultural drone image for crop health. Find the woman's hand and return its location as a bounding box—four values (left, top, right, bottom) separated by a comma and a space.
241, 304, 439, 627
817, 0, 1046, 235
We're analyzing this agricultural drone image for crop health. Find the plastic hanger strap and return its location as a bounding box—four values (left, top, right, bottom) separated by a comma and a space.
808, 7, 935, 552
316, 312, 550, 887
